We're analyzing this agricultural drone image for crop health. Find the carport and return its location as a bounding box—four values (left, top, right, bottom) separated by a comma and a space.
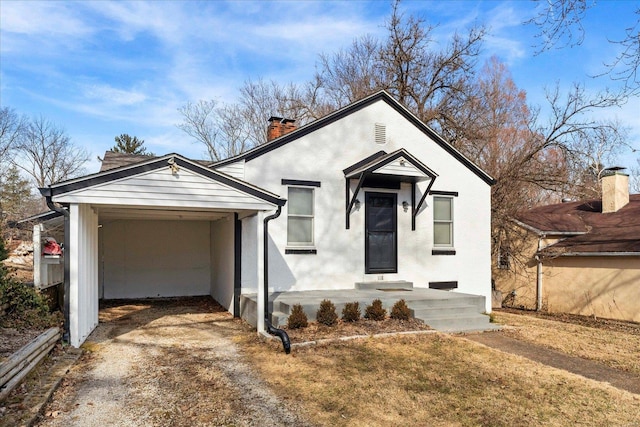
40, 154, 285, 347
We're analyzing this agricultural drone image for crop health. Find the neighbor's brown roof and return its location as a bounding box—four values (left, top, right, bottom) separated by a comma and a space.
99, 151, 210, 172
516, 195, 640, 255
99, 151, 158, 172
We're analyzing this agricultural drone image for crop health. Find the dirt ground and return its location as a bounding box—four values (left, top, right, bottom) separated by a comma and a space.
6, 299, 640, 426
34, 298, 314, 427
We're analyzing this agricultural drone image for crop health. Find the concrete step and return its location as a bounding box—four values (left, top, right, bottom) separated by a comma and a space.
411, 304, 480, 318
355, 281, 413, 290
417, 314, 499, 333
407, 296, 486, 312
269, 311, 289, 328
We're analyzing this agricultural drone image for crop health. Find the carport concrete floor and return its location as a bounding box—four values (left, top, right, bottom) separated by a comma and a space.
36, 297, 313, 427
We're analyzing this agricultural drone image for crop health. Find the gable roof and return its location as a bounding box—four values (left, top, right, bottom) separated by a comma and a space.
213, 91, 495, 185
41, 153, 286, 207
515, 195, 640, 255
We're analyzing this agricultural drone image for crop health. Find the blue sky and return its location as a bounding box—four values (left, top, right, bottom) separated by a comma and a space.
1, 0, 639, 174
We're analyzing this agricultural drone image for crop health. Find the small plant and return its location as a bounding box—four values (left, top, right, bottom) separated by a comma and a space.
287, 303, 308, 329
488, 312, 496, 323
342, 301, 361, 322
316, 299, 338, 326
390, 299, 411, 321
364, 298, 387, 321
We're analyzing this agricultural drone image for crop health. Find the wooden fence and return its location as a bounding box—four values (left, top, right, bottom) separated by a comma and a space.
0, 327, 60, 401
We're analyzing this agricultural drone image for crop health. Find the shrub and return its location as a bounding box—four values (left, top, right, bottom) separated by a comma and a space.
287, 303, 308, 329
0, 279, 56, 329
316, 299, 338, 326
390, 299, 411, 321
342, 301, 361, 322
364, 298, 387, 321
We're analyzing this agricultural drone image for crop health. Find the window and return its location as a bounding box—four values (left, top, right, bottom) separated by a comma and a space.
498, 247, 511, 270
287, 187, 314, 246
433, 196, 453, 247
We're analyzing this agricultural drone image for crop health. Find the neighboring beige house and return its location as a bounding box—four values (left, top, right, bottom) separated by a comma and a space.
495, 170, 640, 323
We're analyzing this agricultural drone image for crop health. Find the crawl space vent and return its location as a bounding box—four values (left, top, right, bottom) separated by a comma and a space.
374, 123, 386, 145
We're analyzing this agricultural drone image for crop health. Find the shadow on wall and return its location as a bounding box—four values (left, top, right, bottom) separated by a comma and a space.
267, 234, 296, 291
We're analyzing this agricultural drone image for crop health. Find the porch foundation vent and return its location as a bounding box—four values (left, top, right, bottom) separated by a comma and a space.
374, 123, 386, 145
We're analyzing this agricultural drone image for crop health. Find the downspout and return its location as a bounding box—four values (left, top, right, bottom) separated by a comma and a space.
44, 192, 71, 343
263, 206, 291, 354
536, 235, 544, 311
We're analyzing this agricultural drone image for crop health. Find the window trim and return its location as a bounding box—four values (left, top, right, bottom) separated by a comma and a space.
433, 196, 454, 248
286, 185, 316, 249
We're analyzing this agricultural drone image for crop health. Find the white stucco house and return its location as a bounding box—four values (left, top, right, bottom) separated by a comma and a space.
37, 91, 495, 347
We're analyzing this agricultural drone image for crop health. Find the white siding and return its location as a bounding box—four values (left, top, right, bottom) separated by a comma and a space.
69, 204, 99, 348
215, 160, 245, 180
54, 167, 275, 211
210, 215, 236, 313
373, 158, 426, 178
101, 220, 211, 299
33, 223, 64, 289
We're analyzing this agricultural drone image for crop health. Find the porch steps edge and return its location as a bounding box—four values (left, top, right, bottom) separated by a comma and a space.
355, 281, 413, 290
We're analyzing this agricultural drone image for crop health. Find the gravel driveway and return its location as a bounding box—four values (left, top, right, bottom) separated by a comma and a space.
37, 298, 312, 426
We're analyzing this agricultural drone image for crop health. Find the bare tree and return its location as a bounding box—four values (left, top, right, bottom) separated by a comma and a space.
177, 100, 222, 161
177, 79, 329, 162
15, 116, 89, 188
315, 0, 484, 134
528, 0, 640, 94
0, 107, 26, 164
316, 35, 385, 107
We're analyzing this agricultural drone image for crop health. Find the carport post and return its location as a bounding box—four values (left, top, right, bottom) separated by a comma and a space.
256, 211, 265, 333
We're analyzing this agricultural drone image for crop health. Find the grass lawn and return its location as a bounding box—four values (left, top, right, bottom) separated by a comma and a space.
239, 320, 640, 426
494, 311, 640, 375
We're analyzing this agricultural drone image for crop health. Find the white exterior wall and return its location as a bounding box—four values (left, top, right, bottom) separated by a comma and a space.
214, 160, 245, 180
210, 214, 235, 313
69, 204, 99, 347
242, 100, 493, 311
240, 214, 259, 293
101, 220, 211, 299
33, 222, 64, 289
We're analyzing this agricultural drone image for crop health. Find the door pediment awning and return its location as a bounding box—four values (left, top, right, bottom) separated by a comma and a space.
344, 149, 437, 230
344, 149, 437, 183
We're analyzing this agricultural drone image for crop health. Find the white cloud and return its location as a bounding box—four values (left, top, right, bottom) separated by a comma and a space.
82, 84, 147, 106
0, 1, 93, 37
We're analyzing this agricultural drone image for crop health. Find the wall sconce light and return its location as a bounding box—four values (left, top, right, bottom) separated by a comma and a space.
167, 157, 180, 175
354, 199, 361, 210
400, 159, 406, 166
402, 201, 409, 212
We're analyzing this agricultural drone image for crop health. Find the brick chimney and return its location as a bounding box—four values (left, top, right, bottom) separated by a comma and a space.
601, 167, 629, 213
267, 116, 296, 141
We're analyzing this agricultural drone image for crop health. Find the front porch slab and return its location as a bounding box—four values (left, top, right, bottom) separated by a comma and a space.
240, 288, 499, 333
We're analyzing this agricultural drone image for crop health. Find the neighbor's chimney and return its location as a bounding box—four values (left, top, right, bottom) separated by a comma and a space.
601, 167, 629, 213
267, 116, 296, 142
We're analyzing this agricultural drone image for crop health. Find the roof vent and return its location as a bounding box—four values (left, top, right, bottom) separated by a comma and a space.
374, 123, 386, 145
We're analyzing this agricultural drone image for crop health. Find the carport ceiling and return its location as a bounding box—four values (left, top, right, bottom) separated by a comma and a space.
96, 206, 246, 221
